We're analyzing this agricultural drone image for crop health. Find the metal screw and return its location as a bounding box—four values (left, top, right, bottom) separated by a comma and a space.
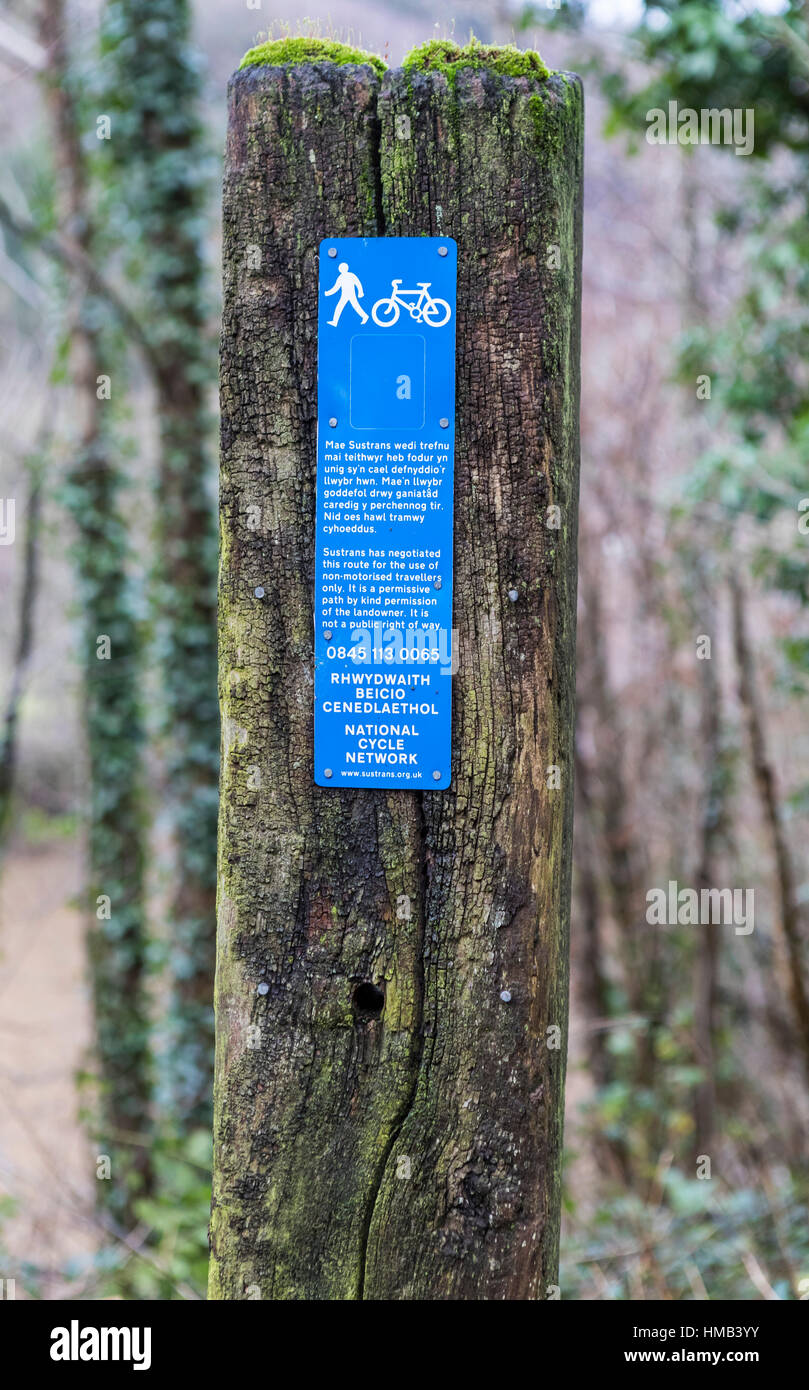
254, 586, 265, 599
438, 245, 448, 257
328, 247, 337, 258
257, 982, 269, 996
508, 589, 519, 602
324, 768, 333, 779
432, 770, 441, 781
439, 417, 449, 428
328, 416, 337, 427
500, 989, 512, 1003
323, 629, 333, 640
433, 577, 442, 590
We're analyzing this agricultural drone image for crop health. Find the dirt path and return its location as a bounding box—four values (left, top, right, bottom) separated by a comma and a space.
0, 839, 97, 1299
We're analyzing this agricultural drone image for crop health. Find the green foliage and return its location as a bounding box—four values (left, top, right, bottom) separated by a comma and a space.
567, 9, 809, 1303
52, 1130, 211, 1300
101, 0, 219, 1129
63, 426, 153, 1223
565, 1021, 808, 1299
563, 1164, 809, 1299
600, 3, 809, 685
239, 37, 386, 75
17, 807, 79, 843
591, 1010, 704, 1163
564, 1145, 809, 1295
519, 2, 586, 34
0, 1194, 43, 1300
601, 1, 809, 155
121, 1129, 211, 1299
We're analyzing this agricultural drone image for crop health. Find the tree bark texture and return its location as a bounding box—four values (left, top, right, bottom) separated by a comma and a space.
211, 56, 582, 1300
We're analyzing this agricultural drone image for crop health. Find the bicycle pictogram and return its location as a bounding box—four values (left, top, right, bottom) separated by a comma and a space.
371, 280, 452, 328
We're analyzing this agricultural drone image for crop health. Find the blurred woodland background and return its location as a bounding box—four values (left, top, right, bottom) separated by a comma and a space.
1, 0, 808, 1300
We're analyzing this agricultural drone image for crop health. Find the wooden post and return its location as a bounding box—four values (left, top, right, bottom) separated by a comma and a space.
210, 41, 583, 1301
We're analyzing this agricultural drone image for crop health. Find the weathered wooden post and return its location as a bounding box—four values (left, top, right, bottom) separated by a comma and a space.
210, 38, 583, 1301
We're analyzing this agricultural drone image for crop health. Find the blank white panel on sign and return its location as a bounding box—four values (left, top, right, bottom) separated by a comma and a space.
350, 334, 426, 430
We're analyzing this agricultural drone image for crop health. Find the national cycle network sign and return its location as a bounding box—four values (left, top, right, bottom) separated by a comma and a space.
314, 236, 457, 790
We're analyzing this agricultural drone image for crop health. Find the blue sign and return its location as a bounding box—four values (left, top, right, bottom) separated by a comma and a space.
314, 236, 457, 790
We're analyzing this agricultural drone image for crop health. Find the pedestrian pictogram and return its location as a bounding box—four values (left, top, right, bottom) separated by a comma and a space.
324, 261, 368, 325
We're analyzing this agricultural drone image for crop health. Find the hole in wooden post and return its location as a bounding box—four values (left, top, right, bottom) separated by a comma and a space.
352, 981, 385, 1018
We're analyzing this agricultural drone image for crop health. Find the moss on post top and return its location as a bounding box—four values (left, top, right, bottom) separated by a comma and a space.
238, 37, 386, 76
237, 35, 552, 84
402, 37, 550, 83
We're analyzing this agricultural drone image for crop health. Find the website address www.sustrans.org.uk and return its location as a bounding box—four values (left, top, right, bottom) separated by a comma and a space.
625, 1350, 760, 1364
339, 768, 420, 779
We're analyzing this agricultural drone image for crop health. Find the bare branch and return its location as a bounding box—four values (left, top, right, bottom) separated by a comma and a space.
0, 192, 160, 375
0, 16, 46, 72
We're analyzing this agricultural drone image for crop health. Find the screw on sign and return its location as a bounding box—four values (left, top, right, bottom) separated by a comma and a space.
212, 39, 582, 1302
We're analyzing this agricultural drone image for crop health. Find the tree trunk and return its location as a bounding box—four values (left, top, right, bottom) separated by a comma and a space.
210, 48, 582, 1301
730, 568, 809, 1088
0, 457, 42, 851
103, 0, 219, 1128
691, 555, 729, 1158
681, 167, 728, 1160
40, 0, 152, 1220
573, 744, 612, 1092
